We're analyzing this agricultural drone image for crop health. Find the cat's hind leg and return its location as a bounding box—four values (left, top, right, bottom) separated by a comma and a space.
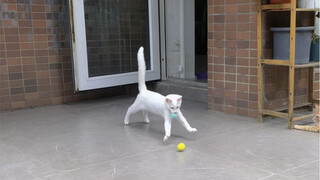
124, 100, 141, 125
142, 111, 150, 124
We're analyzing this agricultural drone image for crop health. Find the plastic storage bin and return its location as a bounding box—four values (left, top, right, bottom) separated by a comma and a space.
297, 0, 319, 9
271, 26, 314, 64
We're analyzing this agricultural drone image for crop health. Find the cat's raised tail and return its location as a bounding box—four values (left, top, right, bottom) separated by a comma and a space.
137, 47, 147, 92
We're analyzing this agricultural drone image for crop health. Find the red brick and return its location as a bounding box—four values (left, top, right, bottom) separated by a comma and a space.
248, 110, 258, 118
225, 90, 236, 98
214, 5, 225, 13
237, 91, 249, 99
213, 0, 224, 5
213, 104, 224, 112
225, 105, 237, 114
225, 98, 236, 106
226, 5, 237, 13
238, 4, 250, 13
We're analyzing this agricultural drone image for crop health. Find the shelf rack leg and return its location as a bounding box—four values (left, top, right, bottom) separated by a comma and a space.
288, 0, 297, 129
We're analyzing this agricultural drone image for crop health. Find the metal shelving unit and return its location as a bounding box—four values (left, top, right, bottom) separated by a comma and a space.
257, 0, 320, 129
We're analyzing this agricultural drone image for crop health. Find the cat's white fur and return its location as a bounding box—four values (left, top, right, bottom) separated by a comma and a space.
124, 47, 197, 141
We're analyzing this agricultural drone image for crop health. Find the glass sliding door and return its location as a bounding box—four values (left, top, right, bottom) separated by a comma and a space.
71, 0, 160, 91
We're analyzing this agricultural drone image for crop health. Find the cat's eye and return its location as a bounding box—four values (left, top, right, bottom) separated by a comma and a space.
176, 106, 180, 109
170, 106, 174, 109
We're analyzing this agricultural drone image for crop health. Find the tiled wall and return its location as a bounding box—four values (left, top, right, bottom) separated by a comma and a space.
0, 0, 124, 112
207, 0, 317, 118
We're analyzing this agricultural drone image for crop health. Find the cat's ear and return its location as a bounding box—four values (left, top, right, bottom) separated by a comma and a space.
165, 98, 172, 103
177, 95, 182, 102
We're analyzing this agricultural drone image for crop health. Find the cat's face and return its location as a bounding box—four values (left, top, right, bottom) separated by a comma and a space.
165, 94, 182, 113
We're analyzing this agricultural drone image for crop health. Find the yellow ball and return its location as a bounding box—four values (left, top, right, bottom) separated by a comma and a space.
177, 143, 185, 152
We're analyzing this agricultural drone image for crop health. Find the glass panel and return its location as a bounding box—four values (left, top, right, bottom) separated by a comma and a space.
84, 0, 150, 77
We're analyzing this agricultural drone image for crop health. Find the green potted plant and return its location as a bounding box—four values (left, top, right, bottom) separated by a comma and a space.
312, 33, 319, 43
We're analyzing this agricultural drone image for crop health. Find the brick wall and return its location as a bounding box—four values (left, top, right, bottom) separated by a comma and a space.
0, 0, 124, 112
208, 0, 258, 117
207, 0, 317, 118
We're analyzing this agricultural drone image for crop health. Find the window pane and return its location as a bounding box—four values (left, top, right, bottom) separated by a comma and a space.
84, 0, 150, 77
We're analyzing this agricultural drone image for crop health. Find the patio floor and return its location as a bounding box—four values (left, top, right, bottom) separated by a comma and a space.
0, 96, 319, 180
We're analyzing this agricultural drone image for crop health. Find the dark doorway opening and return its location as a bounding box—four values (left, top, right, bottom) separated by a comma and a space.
195, 0, 207, 82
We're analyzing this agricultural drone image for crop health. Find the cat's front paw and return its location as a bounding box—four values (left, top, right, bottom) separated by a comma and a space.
163, 134, 170, 141
144, 118, 150, 124
124, 119, 129, 125
188, 127, 197, 132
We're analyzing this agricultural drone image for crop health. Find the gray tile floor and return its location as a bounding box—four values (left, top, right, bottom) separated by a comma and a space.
0, 96, 319, 180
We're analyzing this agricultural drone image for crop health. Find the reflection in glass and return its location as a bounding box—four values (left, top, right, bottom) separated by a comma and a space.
84, 0, 150, 77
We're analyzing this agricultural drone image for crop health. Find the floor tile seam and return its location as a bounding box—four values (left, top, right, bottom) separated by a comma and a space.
277, 159, 320, 174
272, 172, 320, 179
183, 142, 275, 178
206, 109, 258, 121
8, 162, 38, 180
113, 125, 263, 164
29, 156, 122, 179
50, 151, 151, 176
157, 165, 238, 173
233, 160, 276, 178
258, 172, 320, 180
104, 142, 179, 165
299, 144, 320, 158
194, 124, 262, 143
37, 138, 172, 176
0, 97, 133, 116
31, 172, 77, 180
26, 131, 318, 179
66, 101, 132, 113
257, 159, 320, 180
104, 148, 230, 175
182, 148, 242, 168
29, 157, 119, 179
6, 122, 125, 144
17, 159, 62, 179
1, 144, 64, 179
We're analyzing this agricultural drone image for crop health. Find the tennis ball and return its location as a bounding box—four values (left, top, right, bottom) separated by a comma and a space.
177, 143, 185, 152
170, 113, 178, 119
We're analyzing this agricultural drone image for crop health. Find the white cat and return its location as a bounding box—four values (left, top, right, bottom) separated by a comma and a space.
124, 47, 197, 141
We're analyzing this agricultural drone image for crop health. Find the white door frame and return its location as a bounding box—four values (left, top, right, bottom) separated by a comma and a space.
70, 0, 160, 91
160, 0, 195, 80
159, 0, 167, 80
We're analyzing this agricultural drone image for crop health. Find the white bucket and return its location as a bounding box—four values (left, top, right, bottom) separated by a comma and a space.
297, 0, 320, 8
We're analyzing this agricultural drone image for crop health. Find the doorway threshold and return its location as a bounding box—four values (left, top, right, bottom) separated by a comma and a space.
166, 78, 207, 87
154, 78, 207, 103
